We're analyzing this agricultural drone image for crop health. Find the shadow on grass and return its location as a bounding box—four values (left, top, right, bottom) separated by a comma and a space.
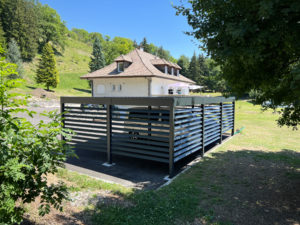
24, 149, 300, 225
73, 88, 91, 94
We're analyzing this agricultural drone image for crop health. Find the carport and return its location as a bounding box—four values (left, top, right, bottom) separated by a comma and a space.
61, 96, 235, 177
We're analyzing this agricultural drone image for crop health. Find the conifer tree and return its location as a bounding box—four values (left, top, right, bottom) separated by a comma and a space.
197, 54, 209, 85
89, 37, 105, 72
140, 37, 150, 52
36, 42, 59, 91
133, 40, 138, 48
188, 52, 200, 83
6, 39, 24, 78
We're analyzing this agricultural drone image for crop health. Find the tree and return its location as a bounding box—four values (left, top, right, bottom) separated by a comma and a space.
0, 43, 73, 224
176, 0, 300, 128
133, 40, 138, 48
89, 37, 105, 72
0, 0, 39, 60
188, 52, 200, 83
36, 42, 59, 91
177, 55, 189, 76
6, 39, 24, 78
36, 3, 67, 53
0, 21, 6, 49
140, 37, 150, 52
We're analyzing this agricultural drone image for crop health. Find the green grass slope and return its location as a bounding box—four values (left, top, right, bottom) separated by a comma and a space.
20, 38, 92, 97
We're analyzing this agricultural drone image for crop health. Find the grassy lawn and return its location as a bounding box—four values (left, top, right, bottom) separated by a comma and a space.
23, 100, 300, 225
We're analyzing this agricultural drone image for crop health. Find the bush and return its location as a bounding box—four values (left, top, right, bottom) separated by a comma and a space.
0, 45, 73, 224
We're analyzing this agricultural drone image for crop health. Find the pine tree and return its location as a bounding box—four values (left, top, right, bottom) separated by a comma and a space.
177, 55, 190, 76
6, 39, 24, 78
188, 52, 200, 83
89, 37, 105, 72
36, 42, 59, 91
197, 54, 209, 85
140, 37, 150, 52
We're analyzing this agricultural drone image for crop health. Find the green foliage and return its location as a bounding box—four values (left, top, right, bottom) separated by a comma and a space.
89, 37, 105, 73
0, 21, 6, 49
177, 55, 189, 76
203, 59, 228, 92
0, 44, 73, 224
139, 37, 150, 53
36, 42, 59, 91
175, 0, 300, 128
0, 0, 39, 60
6, 39, 24, 78
103, 37, 134, 65
36, 3, 67, 53
188, 52, 200, 82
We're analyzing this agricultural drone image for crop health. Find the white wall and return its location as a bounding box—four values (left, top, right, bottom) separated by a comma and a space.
151, 77, 190, 96
92, 77, 149, 97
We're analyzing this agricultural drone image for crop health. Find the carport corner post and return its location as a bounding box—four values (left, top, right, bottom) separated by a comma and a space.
60, 101, 65, 141
169, 103, 175, 178
106, 104, 112, 164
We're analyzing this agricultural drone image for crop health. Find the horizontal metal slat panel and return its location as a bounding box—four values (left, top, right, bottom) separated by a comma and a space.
112, 113, 169, 120
175, 108, 202, 114
175, 120, 202, 130
174, 137, 201, 152
174, 145, 201, 162
175, 117, 201, 125
113, 136, 169, 147
174, 124, 202, 136
111, 117, 169, 125
64, 119, 107, 126
175, 129, 200, 141
222, 126, 233, 133
113, 108, 169, 114
112, 127, 169, 136
112, 133, 169, 143
174, 133, 202, 146
65, 126, 106, 133
112, 121, 169, 130
175, 112, 201, 119
112, 151, 169, 163
204, 136, 220, 146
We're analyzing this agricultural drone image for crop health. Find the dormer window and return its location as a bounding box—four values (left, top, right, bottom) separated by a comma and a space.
177, 69, 179, 76
171, 67, 174, 75
164, 65, 168, 74
117, 62, 124, 72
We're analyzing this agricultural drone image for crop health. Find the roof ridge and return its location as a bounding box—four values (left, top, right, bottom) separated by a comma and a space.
135, 49, 154, 75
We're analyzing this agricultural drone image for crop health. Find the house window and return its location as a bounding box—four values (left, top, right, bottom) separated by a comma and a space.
117, 84, 122, 91
164, 65, 168, 74
171, 67, 174, 75
168, 89, 173, 95
177, 69, 180, 76
112, 84, 116, 91
118, 62, 124, 72
176, 88, 182, 95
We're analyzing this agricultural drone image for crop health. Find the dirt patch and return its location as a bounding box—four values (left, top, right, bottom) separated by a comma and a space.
31, 88, 57, 99
22, 173, 133, 225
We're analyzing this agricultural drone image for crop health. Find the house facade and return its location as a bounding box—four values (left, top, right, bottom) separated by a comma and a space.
81, 48, 196, 97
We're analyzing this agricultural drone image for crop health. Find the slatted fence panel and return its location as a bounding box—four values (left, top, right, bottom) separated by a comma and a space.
222, 103, 234, 133
111, 107, 170, 163
64, 104, 107, 152
174, 106, 202, 162
204, 104, 221, 147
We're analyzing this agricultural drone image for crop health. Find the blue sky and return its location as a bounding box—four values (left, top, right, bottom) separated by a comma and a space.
40, 0, 202, 59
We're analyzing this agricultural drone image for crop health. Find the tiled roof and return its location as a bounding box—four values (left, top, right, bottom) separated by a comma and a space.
81, 49, 195, 84
114, 54, 132, 62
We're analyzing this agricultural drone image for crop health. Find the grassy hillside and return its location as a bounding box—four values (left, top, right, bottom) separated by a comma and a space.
20, 38, 92, 97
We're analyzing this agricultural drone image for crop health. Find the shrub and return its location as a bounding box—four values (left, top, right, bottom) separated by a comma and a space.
0, 45, 73, 224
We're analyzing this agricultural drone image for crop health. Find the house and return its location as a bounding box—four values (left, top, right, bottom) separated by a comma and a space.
80, 48, 197, 97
